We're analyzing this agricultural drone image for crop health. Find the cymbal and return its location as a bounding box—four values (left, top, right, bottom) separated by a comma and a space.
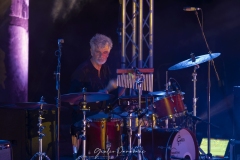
148, 90, 185, 96
61, 92, 114, 103
168, 53, 221, 70
10, 102, 56, 110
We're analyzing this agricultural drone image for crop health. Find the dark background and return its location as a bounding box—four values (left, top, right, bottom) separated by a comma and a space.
2, 0, 240, 159
29, 0, 240, 135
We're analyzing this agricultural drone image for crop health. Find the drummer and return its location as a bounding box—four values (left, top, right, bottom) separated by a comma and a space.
68, 33, 118, 159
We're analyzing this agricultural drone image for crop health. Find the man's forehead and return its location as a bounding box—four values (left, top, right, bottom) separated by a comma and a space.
95, 45, 110, 51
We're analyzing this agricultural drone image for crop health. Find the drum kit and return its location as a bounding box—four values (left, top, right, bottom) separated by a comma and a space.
58, 53, 219, 160
0, 53, 220, 160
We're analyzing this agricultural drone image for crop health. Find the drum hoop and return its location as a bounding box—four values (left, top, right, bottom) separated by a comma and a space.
154, 92, 184, 100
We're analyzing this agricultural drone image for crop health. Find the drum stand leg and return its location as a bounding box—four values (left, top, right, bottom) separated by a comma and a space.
199, 147, 207, 159
30, 101, 50, 160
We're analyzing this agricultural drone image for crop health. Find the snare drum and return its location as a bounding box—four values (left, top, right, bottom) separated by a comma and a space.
141, 128, 199, 160
154, 93, 186, 120
85, 118, 123, 159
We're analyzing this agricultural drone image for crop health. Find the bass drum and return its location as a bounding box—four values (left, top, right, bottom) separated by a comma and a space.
141, 128, 199, 160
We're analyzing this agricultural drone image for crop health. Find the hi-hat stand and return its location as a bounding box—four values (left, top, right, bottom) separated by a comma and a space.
31, 97, 50, 160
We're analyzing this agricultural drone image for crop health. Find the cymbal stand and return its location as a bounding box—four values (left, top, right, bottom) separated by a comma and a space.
54, 38, 64, 160
165, 71, 169, 129
192, 63, 199, 135
77, 93, 90, 160
136, 72, 145, 160
31, 97, 50, 160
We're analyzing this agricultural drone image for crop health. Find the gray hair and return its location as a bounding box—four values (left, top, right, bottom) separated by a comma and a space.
90, 34, 113, 51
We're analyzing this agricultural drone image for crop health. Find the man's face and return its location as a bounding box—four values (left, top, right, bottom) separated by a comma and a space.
91, 45, 110, 65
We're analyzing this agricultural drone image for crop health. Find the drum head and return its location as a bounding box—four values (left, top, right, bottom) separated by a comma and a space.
170, 128, 199, 159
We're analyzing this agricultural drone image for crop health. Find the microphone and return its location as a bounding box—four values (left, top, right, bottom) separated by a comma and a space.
183, 7, 201, 11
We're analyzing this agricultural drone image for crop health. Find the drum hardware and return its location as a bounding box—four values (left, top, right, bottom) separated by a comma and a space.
61, 89, 115, 159
169, 51, 221, 158
76, 90, 90, 160
122, 70, 148, 160
192, 59, 199, 135
54, 38, 64, 160
118, 95, 154, 110
30, 97, 50, 160
171, 7, 222, 157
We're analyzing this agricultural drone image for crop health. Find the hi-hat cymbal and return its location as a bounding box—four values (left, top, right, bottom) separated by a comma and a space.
148, 90, 185, 96
168, 53, 221, 70
61, 92, 114, 103
9, 102, 56, 110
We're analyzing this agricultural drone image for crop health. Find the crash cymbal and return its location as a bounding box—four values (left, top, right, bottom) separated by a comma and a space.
61, 92, 114, 103
168, 53, 221, 70
148, 90, 185, 96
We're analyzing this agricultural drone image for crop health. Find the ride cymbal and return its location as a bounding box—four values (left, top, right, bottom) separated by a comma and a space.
168, 53, 221, 70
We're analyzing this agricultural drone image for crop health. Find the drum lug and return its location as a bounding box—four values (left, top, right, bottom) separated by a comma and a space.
174, 107, 177, 113
101, 120, 105, 128
171, 96, 174, 102
106, 141, 111, 148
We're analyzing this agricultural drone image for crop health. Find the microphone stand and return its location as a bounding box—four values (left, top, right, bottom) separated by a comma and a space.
54, 39, 64, 160
194, 10, 221, 159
